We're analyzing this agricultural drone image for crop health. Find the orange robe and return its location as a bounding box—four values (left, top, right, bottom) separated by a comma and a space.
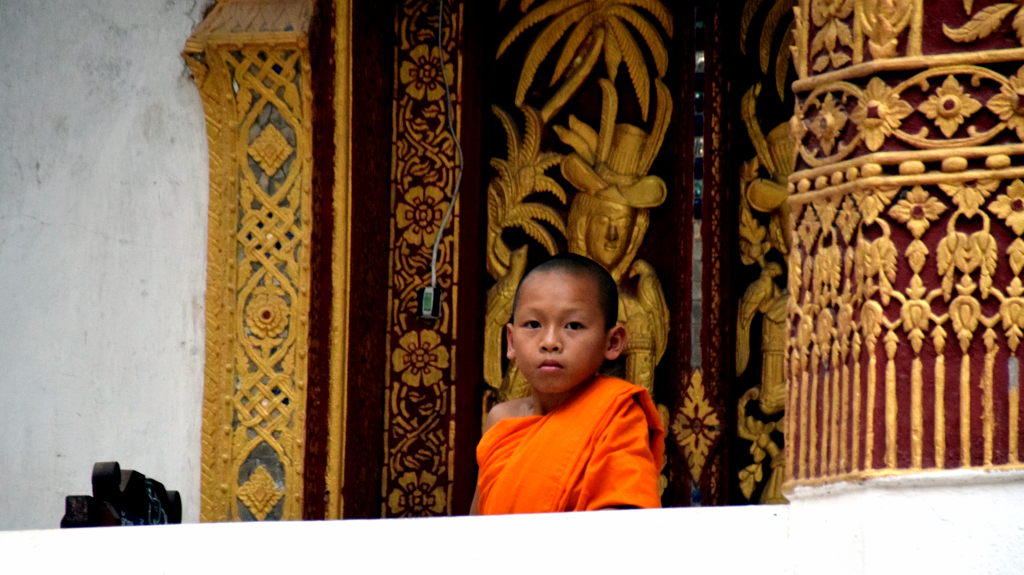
476, 376, 665, 514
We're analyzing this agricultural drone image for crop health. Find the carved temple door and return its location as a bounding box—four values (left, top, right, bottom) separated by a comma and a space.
354, 0, 800, 515
189, 0, 1024, 522
187, 0, 802, 521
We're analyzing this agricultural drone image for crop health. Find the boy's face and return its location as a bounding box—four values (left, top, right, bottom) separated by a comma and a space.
506, 269, 625, 406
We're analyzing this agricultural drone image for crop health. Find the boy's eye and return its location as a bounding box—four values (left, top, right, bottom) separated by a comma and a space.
523, 320, 541, 329
565, 321, 584, 330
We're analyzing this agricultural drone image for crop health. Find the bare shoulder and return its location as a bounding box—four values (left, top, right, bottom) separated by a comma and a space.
484, 397, 533, 432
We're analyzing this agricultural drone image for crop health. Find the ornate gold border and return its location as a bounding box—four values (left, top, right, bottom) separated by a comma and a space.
381, 0, 463, 518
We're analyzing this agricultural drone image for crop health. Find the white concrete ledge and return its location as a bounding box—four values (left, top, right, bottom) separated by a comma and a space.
3, 506, 788, 574
4, 473, 1024, 575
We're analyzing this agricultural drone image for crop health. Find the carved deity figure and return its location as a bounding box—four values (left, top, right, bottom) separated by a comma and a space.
563, 142, 668, 393
559, 80, 672, 394
483, 0, 675, 404
483, 79, 672, 401
735, 83, 795, 504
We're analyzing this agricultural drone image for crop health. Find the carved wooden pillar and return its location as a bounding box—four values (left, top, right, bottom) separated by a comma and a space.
787, 1, 1024, 489
184, 0, 320, 521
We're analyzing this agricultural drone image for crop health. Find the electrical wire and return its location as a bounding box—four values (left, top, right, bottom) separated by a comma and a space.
429, 0, 464, 289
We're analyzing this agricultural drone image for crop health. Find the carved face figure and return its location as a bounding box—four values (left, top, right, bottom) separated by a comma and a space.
584, 200, 636, 270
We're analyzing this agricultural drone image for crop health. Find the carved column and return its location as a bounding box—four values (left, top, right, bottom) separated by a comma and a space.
184, 0, 318, 521
787, 1, 1024, 489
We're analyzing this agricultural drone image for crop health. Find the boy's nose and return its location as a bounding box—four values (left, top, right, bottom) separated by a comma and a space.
540, 329, 561, 352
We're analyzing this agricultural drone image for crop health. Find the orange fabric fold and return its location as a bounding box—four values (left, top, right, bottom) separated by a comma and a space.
476, 376, 665, 514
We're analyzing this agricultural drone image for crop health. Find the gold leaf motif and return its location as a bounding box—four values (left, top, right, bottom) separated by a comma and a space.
499, 0, 671, 122
237, 466, 283, 521
739, 202, 769, 266
863, 237, 898, 304
860, 300, 886, 341
1009, 238, 1024, 275
809, 0, 854, 72
938, 179, 998, 217
487, 105, 566, 278
739, 462, 764, 499
815, 244, 842, 292
943, 3, 1017, 43
1008, 17, 1024, 48
1000, 297, 1024, 352
858, 185, 900, 224
797, 206, 822, 252
974, 231, 999, 296
906, 239, 929, 274
937, 231, 960, 281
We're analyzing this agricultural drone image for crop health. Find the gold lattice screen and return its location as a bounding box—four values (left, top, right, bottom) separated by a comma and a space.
184, 0, 316, 521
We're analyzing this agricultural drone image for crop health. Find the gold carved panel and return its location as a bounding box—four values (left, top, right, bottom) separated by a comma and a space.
381, 0, 464, 518
483, 0, 673, 401
787, 0, 1024, 488
184, 0, 316, 521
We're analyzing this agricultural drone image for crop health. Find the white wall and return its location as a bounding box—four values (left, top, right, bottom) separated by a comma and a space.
0, 0, 211, 529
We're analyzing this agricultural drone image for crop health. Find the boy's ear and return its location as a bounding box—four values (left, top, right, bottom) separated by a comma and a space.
505, 323, 516, 360
604, 324, 627, 360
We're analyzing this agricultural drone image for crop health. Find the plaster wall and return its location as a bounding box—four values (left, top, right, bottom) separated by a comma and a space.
0, 0, 211, 529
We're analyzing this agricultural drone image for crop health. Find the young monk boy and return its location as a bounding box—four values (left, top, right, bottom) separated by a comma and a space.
472, 253, 665, 514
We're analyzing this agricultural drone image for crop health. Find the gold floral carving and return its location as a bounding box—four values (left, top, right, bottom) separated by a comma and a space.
184, 0, 315, 522
860, 0, 914, 59
382, 0, 463, 518
792, 66, 1024, 170
671, 370, 721, 483
793, 0, 924, 78
387, 471, 448, 517
809, 0, 853, 72
788, 2, 1024, 488
484, 0, 673, 405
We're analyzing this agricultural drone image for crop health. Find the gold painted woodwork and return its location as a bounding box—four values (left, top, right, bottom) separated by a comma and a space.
184, 0, 315, 521
484, 0, 673, 406
670, 370, 721, 484
786, 0, 1024, 489
327, 0, 353, 520
734, 0, 794, 504
381, 0, 463, 518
